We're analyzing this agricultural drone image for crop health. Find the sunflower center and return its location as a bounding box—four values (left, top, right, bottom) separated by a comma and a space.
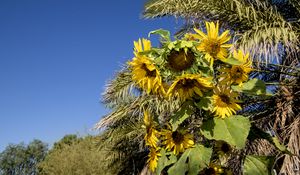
204, 167, 216, 175
206, 41, 220, 56
141, 64, 157, 77
221, 143, 231, 153
231, 66, 244, 79
178, 79, 198, 89
235, 67, 244, 74
167, 49, 195, 72
171, 131, 184, 144
219, 94, 231, 104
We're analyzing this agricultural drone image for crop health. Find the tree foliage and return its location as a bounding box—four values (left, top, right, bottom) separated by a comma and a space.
38, 135, 105, 175
51, 134, 81, 151
0, 139, 48, 175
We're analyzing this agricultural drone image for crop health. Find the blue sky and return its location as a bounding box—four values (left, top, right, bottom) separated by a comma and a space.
0, 0, 183, 151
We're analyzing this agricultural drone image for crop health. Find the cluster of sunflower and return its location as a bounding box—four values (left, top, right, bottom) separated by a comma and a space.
129, 22, 253, 174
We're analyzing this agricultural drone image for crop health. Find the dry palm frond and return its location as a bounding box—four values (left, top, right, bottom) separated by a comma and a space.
246, 139, 276, 156
226, 149, 243, 175
279, 117, 300, 175
239, 59, 299, 174
139, 166, 153, 175
277, 73, 300, 174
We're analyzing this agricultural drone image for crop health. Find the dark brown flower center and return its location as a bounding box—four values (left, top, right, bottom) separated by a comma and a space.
235, 67, 244, 74
206, 41, 220, 56
221, 142, 231, 153
141, 64, 157, 77
204, 167, 216, 175
231, 66, 244, 79
178, 78, 198, 89
219, 94, 231, 104
167, 49, 195, 72
172, 131, 184, 144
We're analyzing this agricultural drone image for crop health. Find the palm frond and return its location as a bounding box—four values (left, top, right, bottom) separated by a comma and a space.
144, 0, 284, 30
144, 0, 298, 63
144, 0, 205, 19
235, 24, 297, 63
289, 0, 300, 19
102, 66, 137, 109
279, 117, 300, 175
95, 120, 146, 175
95, 93, 182, 130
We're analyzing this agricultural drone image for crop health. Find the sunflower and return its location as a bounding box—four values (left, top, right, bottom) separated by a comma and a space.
215, 141, 232, 157
128, 38, 164, 94
219, 50, 252, 85
167, 48, 195, 72
212, 86, 241, 118
194, 22, 232, 66
161, 128, 194, 155
167, 74, 213, 100
147, 147, 161, 172
142, 110, 159, 148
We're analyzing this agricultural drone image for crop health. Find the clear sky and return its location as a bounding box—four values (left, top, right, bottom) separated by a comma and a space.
0, 0, 183, 151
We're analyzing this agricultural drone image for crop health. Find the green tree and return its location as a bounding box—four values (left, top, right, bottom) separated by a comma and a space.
0, 139, 48, 175
51, 134, 81, 151
38, 135, 106, 175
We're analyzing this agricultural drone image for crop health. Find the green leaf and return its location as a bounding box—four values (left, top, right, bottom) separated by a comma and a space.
156, 149, 177, 175
195, 97, 212, 111
153, 56, 164, 65
179, 40, 194, 48
201, 115, 251, 149
243, 155, 275, 175
167, 41, 176, 50
232, 78, 266, 95
221, 56, 244, 65
169, 104, 192, 131
248, 125, 292, 155
272, 137, 289, 154
149, 29, 171, 42
167, 145, 212, 175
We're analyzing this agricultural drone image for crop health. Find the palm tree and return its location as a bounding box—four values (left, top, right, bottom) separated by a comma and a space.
143, 0, 300, 174
144, 0, 298, 61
